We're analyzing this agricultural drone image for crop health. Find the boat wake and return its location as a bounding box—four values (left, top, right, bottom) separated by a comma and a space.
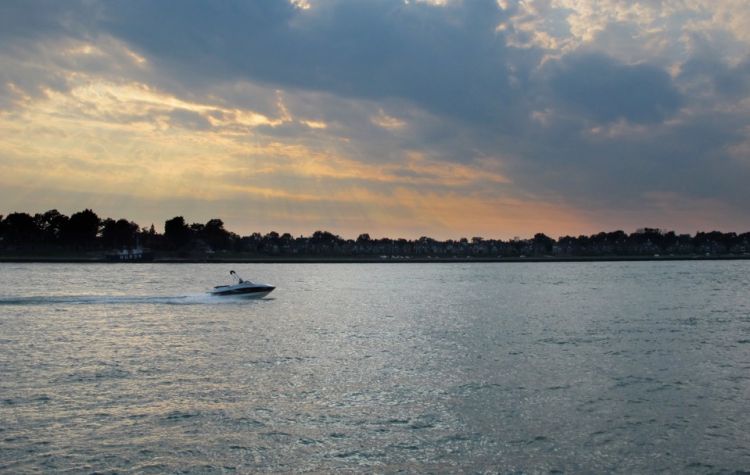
0, 293, 266, 306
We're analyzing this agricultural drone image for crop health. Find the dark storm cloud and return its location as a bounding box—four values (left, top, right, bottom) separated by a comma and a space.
0, 0, 92, 41
99, 0, 513, 124
1, 0, 687, 131
547, 52, 682, 124
680, 55, 750, 99
501, 96, 750, 214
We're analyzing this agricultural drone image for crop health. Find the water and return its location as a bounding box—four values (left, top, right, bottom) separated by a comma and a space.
0, 262, 749, 473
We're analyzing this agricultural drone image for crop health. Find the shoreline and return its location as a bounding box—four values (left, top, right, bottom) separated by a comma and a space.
1, 255, 749, 264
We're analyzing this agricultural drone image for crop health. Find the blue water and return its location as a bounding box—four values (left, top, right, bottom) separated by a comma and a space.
1, 262, 749, 473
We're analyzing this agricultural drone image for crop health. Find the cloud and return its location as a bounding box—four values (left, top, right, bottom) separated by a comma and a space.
0, 0, 92, 42
547, 52, 682, 124
680, 54, 750, 100
2, 0, 750, 236
98, 0, 514, 124
168, 108, 213, 131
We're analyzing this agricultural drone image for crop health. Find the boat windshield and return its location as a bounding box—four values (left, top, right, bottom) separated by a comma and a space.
229, 270, 246, 284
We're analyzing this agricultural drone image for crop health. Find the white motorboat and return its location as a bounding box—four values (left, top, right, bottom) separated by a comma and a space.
210, 270, 275, 298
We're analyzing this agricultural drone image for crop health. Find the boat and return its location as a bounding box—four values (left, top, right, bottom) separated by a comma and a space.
209, 270, 275, 298
105, 247, 154, 262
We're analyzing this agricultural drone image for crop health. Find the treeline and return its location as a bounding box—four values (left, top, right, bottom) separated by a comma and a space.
1, 209, 750, 258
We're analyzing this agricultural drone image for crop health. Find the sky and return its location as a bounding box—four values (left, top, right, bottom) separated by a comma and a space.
1, 0, 749, 239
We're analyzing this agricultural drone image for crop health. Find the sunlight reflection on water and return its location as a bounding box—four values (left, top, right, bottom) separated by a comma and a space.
0, 262, 749, 472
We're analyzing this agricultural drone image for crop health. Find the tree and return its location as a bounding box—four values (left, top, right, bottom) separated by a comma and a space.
533, 233, 554, 254
63, 209, 100, 248
312, 230, 338, 243
203, 218, 231, 250
139, 223, 161, 250
164, 216, 191, 249
34, 209, 69, 245
189, 223, 205, 235
101, 218, 139, 249
2, 212, 40, 247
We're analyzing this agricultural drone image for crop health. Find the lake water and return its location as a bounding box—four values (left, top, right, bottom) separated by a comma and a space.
1, 262, 749, 473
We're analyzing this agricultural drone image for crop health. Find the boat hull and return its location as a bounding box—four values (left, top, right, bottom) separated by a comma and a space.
210, 284, 275, 298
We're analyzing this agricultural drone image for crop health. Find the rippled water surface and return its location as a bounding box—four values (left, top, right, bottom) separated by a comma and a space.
1, 262, 749, 473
